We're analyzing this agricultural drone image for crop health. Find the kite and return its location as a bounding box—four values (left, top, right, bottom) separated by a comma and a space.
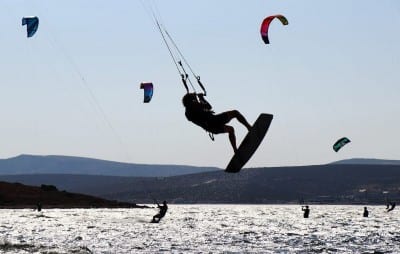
260, 15, 288, 44
333, 137, 351, 152
22, 16, 39, 38
140, 82, 154, 103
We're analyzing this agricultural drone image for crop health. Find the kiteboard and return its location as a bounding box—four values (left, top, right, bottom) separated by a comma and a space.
225, 113, 273, 173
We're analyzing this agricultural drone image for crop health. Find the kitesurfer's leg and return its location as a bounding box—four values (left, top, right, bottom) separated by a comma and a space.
224, 110, 252, 131
153, 213, 160, 222
212, 110, 251, 132
224, 125, 237, 153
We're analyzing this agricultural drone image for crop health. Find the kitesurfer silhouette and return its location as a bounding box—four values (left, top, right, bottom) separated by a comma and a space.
386, 202, 396, 212
182, 93, 252, 152
302, 205, 310, 218
36, 202, 42, 212
152, 200, 168, 223
363, 207, 369, 217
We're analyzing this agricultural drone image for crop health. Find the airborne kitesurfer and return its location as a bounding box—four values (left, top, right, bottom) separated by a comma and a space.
182, 92, 252, 153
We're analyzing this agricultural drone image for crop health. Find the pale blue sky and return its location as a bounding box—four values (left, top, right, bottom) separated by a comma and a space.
0, 0, 399, 168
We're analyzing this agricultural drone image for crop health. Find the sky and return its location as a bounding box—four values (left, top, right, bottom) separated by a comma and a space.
0, 0, 399, 168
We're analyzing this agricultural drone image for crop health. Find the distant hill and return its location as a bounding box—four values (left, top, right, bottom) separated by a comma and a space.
0, 154, 219, 177
0, 181, 143, 208
332, 158, 400, 165
2, 164, 400, 204
101, 164, 400, 204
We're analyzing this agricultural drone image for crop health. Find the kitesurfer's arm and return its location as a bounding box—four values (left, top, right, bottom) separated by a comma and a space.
197, 93, 213, 112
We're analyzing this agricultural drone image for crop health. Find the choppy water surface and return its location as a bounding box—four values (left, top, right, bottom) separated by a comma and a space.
0, 205, 399, 253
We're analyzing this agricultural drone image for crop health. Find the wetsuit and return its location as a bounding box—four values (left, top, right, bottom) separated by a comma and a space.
363, 208, 369, 217
302, 206, 310, 218
152, 203, 168, 223
184, 93, 232, 134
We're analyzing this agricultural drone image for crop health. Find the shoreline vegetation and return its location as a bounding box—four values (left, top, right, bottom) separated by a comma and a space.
0, 181, 149, 209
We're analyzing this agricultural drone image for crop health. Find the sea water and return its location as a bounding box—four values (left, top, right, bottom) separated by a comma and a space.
0, 205, 399, 253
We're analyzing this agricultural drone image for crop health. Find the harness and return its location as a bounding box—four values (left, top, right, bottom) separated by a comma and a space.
196, 93, 215, 142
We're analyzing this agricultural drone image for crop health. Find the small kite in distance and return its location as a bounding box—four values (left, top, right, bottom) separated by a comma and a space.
140, 82, 154, 103
22, 16, 39, 38
333, 137, 351, 152
260, 14, 288, 44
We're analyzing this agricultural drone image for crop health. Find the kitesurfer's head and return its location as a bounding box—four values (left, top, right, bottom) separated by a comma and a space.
182, 93, 197, 108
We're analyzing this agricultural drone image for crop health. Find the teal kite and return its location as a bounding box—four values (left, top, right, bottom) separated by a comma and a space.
22, 16, 39, 38
333, 137, 351, 152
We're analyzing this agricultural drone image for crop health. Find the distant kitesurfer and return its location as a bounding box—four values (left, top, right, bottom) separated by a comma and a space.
36, 202, 42, 212
152, 200, 168, 223
182, 93, 252, 152
363, 207, 369, 217
386, 202, 396, 212
302, 205, 310, 218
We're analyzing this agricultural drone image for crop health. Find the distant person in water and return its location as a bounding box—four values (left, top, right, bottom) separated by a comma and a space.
36, 202, 42, 212
152, 200, 168, 223
363, 207, 369, 217
182, 92, 252, 153
302, 205, 310, 218
386, 202, 396, 212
